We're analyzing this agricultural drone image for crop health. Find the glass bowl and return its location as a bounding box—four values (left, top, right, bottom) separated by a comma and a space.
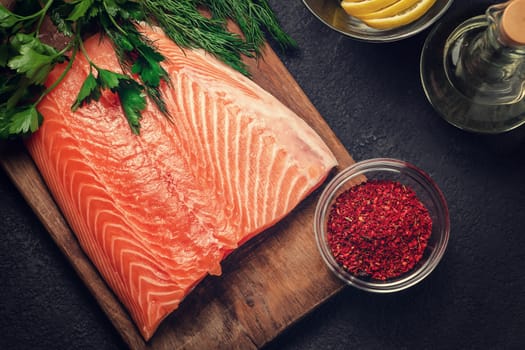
314, 158, 450, 292
302, 0, 454, 42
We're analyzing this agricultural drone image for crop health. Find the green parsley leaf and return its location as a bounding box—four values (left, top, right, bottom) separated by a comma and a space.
72, 72, 100, 110
8, 34, 61, 85
0, 6, 20, 28
67, 0, 95, 21
97, 68, 124, 90
0, 104, 42, 138
131, 49, 165, 87
117, 79, 146, 135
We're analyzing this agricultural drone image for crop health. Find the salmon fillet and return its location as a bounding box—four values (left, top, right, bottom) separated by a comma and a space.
26, 25, 337, 340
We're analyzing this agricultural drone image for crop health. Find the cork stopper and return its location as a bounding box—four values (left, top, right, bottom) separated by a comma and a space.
501, 0, 525, 46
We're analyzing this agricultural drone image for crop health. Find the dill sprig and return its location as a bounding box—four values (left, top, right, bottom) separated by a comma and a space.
0, 0, 295, 139
142, 0, 296, 76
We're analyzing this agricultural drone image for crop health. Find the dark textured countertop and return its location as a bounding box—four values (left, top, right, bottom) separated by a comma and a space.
2, 1, 525, 349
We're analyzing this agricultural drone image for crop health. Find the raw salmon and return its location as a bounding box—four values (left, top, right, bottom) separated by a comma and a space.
26, 25, 337, 340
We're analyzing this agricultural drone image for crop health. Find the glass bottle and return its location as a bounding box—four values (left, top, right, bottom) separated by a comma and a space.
420, 0, 525, 134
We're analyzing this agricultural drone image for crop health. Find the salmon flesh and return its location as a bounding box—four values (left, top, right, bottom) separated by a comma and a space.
26, 25, 337, 340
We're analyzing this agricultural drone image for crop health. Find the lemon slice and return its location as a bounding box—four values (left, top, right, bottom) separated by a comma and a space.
341, 0, 400, 17
362, 0, 437, 29
358, 0, 421, 20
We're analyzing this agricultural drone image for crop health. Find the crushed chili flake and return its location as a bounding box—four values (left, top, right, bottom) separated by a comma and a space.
327, 179, 432, 281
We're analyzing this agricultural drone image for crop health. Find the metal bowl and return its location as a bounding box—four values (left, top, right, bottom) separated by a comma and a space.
302, 0, 454, 42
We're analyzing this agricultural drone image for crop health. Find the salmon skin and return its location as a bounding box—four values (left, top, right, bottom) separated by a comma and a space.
26, 25, 338, 340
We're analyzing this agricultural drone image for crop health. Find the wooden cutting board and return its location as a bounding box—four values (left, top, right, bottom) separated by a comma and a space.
0, 41, 354, 349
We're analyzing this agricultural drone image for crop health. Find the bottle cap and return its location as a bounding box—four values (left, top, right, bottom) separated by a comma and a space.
501, 0, 525, 46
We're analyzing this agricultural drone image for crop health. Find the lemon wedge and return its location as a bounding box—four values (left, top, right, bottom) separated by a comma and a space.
362, 0, 437, 29
358, 0, 422, 20
341, 0, 400, 16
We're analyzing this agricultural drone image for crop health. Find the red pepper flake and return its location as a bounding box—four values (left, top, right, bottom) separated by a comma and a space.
327, 179, 432, 281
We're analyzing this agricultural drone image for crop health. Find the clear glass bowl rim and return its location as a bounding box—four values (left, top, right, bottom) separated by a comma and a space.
314, 158, 450, 293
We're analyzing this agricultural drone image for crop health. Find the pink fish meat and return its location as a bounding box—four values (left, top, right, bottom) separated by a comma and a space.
26, 25, 337, 340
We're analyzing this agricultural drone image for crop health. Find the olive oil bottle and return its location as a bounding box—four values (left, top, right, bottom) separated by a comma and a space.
420, 0, 525, 135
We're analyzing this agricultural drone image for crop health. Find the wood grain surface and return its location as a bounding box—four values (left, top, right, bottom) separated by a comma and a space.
0, 41, 354, 349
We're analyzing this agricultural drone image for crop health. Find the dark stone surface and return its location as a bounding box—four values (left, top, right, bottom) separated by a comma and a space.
1, 1, 525, 349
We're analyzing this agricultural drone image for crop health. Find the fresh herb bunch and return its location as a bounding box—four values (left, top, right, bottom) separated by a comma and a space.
0, 0, 295, 139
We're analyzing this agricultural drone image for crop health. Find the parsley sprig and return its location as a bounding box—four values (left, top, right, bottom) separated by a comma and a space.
0, 0, 295, 139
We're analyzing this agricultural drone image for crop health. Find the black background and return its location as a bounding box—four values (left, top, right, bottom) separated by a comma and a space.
2, 0, 525, 349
